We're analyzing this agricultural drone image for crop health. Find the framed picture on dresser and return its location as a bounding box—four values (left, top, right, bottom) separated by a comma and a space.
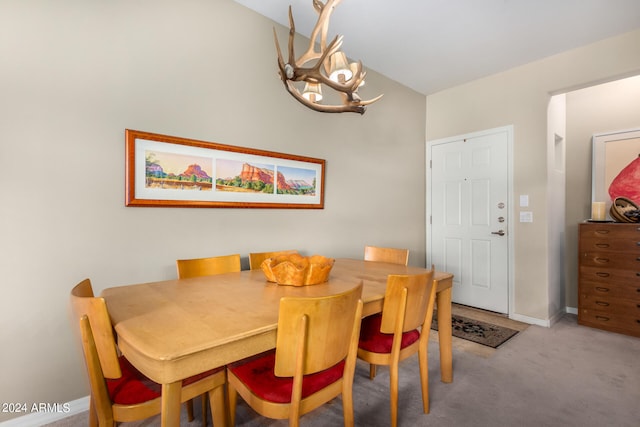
591, 128, 640, 216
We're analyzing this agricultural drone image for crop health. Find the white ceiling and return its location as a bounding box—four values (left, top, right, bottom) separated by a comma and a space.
233, 0, 640, 95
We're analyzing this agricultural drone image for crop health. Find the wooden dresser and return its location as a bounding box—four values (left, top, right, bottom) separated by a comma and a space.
578, 222, 640, 337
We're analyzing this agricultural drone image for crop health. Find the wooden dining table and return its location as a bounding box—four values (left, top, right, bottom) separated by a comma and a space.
101, 258, 454, 427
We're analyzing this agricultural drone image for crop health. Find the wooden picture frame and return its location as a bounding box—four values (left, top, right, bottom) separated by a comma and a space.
125, 129, 325, 209
592, 128, 640, 217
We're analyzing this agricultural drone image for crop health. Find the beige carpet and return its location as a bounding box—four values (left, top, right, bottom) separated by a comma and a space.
45, 309, 640, 427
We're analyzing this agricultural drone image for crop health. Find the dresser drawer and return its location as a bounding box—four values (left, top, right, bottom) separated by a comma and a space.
578, 308, 640, 338
579, 265, 640, 286
579, 292, 640, 313
580, 224, 640, 239
579, 252, 640, 270
579, 279, 640, 300
579, 236, 640, 253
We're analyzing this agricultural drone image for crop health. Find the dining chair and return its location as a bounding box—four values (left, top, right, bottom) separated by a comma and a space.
227, 283, 364, 427
248, 250, 299, 270
362, 245, 409, 381
175, 252, 241, 422
364, 245, 409, 266
69, 279, 227, 427
357, 269, 436, 427
176, 253, 241, 279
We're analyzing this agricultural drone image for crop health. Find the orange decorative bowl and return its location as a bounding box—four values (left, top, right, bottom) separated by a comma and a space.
261, 254, 335, 286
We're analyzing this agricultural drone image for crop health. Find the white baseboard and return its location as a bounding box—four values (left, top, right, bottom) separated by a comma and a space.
548, 309, 565, 327
0, 396, 89, 427
510, 312, 550, 327
510, 306, 578, 328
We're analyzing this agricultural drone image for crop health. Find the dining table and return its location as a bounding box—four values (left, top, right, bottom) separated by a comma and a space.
101, 258, 454, 427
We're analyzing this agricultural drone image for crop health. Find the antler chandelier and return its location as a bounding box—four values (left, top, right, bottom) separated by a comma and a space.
273, 0, 383, 114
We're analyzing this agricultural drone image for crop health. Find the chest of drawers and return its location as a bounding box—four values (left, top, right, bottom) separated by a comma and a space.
578, 222, 640, 338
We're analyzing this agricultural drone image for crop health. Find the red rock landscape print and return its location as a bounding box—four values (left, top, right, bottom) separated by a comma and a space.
145, 151, 213, 191
276, 166, 316, 196
215, 159, 316, 196
216, 159, 277, 193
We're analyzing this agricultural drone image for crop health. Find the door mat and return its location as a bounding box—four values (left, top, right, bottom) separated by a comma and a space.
431, 313, 519, 348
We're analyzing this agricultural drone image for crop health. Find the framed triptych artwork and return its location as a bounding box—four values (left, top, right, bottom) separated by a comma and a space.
125, 129, 325, 209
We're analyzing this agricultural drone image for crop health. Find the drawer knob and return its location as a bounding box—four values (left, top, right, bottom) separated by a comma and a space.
596, 272, 610, 277
595, 287, 610, 292
595, 301, 610, 306
595, 230, 610, 234
595, 258, 610, 264
596, 244, 610, 248
595, 315, 610, 321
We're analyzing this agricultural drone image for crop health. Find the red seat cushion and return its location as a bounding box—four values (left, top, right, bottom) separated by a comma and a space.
358, 313, 420, 353
107, 356, 222, 405
228, 350, 345, 404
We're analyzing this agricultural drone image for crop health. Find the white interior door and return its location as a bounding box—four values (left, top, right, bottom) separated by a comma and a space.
427, 127, 512, 314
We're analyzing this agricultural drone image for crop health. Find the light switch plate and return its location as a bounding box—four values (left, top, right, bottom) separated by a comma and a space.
520, 211, 533, 222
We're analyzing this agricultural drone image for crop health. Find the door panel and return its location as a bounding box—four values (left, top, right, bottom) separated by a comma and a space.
428, 128, 510, 313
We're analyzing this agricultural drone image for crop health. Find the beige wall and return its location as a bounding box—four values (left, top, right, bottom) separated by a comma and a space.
565, 75, 640, 308
547, 94, 567, 319
426, 29, 640, 322
0, 1, 426, 421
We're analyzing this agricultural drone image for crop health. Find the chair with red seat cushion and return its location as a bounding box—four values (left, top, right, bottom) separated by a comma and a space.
175, 253, 242, 423
70, 279, 226, 427
227, 283, 364, 427
362, 245, 409, 380
357, 269, 436, 427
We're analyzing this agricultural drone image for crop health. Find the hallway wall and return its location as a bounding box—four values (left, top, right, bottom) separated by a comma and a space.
565, 74, 640, 308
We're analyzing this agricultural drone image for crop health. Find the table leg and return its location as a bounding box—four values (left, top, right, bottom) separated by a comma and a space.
161, 381, 182, 427
436, 287, 453, 383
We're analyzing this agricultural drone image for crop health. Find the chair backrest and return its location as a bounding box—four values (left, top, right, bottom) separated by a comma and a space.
79, 314, 117, 424
379, 269, 435, 334
70, 279, 121, 379
176, 254, 241, 279
364, 245, 409, 266
249, 250, 298, 270
274, 283, 363, 377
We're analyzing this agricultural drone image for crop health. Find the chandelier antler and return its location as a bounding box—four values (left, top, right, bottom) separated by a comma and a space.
273, 0, 383, 114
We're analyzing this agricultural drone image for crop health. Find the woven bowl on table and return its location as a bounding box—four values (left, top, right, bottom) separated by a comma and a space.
609, 197, 640, 223
261, 253, 334, 286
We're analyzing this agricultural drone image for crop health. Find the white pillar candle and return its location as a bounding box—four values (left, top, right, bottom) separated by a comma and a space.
591, 202, 606, 220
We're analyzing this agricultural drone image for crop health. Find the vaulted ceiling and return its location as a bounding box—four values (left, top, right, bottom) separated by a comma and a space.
234, 0, 640, 95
